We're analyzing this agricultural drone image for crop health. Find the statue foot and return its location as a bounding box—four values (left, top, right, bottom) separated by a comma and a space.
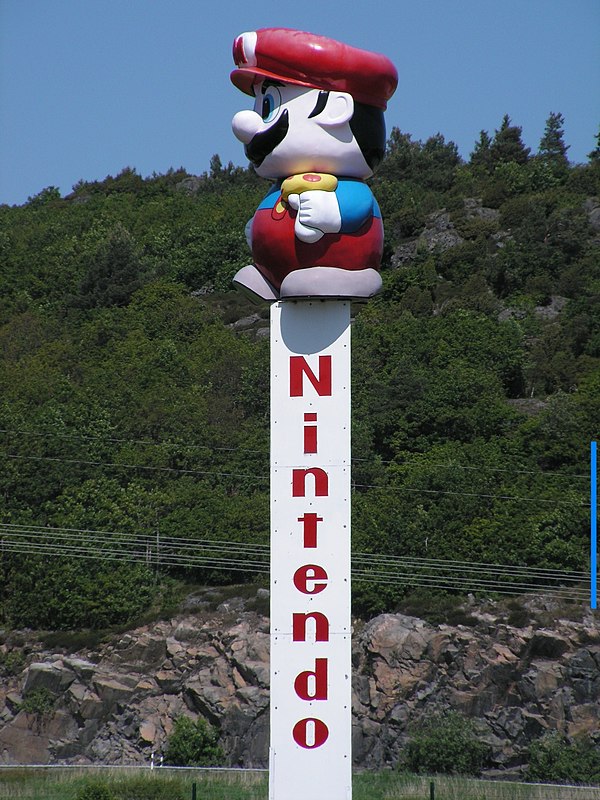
279, 267, 382, 301
232, 265, 279, 303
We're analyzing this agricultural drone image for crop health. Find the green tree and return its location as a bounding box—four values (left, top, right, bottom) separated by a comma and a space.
469, 129, 494, 171
490, 114, 531, 165
587, 124, 600, 162
538, 112, 569, 168
385, 127, 420, 165
163, 716, 224, 767
76, 223, 147, 308
419, 133, 461, 190
26, 186, 62, 206
379, 128, 460, 191
209, 153, 223, 177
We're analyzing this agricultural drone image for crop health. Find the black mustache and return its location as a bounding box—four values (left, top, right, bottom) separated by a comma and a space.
245, 109, 289, 168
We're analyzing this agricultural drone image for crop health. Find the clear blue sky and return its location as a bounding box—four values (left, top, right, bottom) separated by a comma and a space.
1, 0, 599, 206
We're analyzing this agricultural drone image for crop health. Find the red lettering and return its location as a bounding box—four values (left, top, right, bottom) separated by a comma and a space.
293, 612, 330, 642
292, 718, 329, 749
292, 468, 328, 497
297, 512, 323, 548
293, 564, 328, 595
303, 412, 318, 453
294, 658, 328, 700
290, 356, 332, 397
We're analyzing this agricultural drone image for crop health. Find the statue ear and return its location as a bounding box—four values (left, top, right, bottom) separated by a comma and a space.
317, 92, 354, 127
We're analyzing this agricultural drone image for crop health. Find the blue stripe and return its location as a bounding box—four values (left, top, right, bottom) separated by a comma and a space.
257, 183, 282, 210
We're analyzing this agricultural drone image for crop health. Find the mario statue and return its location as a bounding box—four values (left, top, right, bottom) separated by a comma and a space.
230, 28, 397, 301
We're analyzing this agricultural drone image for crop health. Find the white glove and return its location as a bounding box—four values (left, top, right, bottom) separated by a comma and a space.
287, 191, 342, 243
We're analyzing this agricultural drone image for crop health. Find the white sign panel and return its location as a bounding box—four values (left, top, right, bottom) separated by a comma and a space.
270, 301, 352, 800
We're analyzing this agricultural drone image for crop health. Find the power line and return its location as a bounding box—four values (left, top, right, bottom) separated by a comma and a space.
353, 553, 587, 581
2, 537, 587, 600
0, 540, 271, 576
352, 575, 589, 601
0, 522, 587, 580
0, 452, 268, 483
0, 522, 589, 600
352, 481, 588, 507
0, 427, 589, 481
351, 566, 586, 598
0, 528, 268, 560
0, 428, 266, 456
0, 451, 588, 508
353, 455, 589, 481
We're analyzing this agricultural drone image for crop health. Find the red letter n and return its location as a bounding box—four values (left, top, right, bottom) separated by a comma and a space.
292, 468, 328, 497
293, 612, 330, 642
290, 356, 332, 397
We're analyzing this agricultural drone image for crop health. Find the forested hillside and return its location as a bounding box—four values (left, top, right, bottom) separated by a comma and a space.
1, 114, 599, 628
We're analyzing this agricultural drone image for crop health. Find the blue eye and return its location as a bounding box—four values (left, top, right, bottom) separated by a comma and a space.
260, 88, 281, 122
262, 95, 274, 120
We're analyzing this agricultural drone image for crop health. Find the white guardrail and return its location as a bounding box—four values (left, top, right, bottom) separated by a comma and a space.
0, 764, 599, 790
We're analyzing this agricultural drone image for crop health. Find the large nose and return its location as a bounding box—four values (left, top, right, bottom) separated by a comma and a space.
232, 110, 263, 144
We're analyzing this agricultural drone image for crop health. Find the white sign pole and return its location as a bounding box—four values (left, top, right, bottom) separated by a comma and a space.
270, 300, 352, 800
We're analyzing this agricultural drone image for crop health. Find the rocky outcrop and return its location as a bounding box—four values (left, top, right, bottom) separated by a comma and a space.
418, 210, 464, 253
498, 295, 569, 324
0, 609, 270, 768
391, 209, 465, 267
351, 610, 599, 771
463, 197, 500, 224
175, 176, 204, 195
0, 594, 598, 776
390, 198, 510, 269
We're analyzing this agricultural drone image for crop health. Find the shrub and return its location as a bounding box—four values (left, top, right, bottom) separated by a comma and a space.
526, 732, 600, 783
403, 710, 489, 776
0, 649, 25, 676
18, 687, 56, 717
400, 590, 477, 627
75, 776, 187, 800
111, 776, 185, 800
40, 629, 108, 652
163, 715, 224, 767
76, 781, 114, 800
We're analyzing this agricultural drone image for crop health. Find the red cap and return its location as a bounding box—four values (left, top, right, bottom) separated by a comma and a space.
231, 28, 397, 110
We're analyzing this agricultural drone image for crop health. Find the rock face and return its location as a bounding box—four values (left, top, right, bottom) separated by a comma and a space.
352, 612, 599, 771
0, 597, 598, 776
0, 611, 270, 768
391, 209, 465, 267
